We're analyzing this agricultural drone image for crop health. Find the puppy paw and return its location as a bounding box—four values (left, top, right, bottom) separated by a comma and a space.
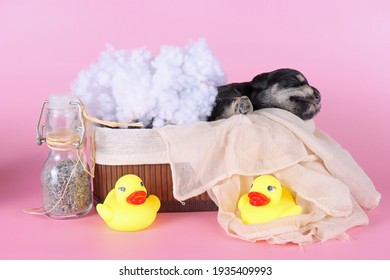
235, 96, 253, 115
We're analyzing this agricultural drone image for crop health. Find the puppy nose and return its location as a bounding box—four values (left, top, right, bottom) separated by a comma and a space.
313, 88, 321, 103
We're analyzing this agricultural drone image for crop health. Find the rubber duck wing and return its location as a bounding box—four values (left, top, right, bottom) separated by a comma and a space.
96, 204, 113, 222
145, 195, 161, 212
282, 205, 302, 216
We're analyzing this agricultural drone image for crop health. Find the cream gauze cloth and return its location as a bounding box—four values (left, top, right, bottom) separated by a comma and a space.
156, 108, 381, 244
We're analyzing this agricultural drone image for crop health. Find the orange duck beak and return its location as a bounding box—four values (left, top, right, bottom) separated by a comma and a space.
248, 192, 270, 206
126, 190, 147, 205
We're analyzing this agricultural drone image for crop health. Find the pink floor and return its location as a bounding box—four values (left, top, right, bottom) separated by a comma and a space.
1, 164, 389, 259
1, 0, 389, 260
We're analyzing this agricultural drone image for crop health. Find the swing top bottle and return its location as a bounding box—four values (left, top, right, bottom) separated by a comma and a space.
36, 95, 92, 219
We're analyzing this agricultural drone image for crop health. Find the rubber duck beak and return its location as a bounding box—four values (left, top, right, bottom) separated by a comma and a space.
126, 190, 147, 205
248, 191, 270, 206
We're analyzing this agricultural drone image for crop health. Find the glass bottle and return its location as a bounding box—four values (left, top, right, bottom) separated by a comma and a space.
36, 94, 92, 219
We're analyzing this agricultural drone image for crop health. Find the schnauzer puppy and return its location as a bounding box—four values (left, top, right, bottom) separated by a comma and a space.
208, 68, 321, 121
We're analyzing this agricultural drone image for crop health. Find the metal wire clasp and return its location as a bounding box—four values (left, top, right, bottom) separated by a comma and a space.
71, 100, 86, 149
36, 100, 49, 146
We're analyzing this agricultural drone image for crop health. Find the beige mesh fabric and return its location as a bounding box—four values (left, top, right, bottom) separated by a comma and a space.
94, 126, 168, 165
157, 109, 381, 244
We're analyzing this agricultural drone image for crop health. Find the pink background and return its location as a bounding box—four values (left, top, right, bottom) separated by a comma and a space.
1, 0, 389, 259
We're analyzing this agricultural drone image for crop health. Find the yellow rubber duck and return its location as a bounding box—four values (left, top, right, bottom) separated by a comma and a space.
96, 174, 160, 231
238, 175, 301, 224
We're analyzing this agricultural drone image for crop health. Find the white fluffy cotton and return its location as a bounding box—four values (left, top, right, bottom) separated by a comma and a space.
71, 39, 226, 128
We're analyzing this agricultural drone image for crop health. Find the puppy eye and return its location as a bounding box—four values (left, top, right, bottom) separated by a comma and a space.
119, 186, 126, 192
280, 77, 301, 88
292, 79, 304, 87
267, 186, 275, 192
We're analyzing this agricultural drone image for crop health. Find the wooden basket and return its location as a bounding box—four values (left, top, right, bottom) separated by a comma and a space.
93, 126, 217, 212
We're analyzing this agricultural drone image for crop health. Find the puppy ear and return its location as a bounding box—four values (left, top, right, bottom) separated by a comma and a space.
250, 73, 269, 91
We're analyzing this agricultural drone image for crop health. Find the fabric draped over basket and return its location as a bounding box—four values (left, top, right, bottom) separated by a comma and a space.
156, 108, 381, 244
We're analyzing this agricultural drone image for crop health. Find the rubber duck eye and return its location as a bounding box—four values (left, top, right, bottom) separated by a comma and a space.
267, 186, 275, 192
140, 181, 144, 187
119, 186, 126, 192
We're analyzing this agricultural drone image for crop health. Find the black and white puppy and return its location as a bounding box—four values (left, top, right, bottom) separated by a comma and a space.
208, 68, 321, 121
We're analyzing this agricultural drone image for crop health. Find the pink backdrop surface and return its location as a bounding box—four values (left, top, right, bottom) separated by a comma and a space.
0, 0, 389, 259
